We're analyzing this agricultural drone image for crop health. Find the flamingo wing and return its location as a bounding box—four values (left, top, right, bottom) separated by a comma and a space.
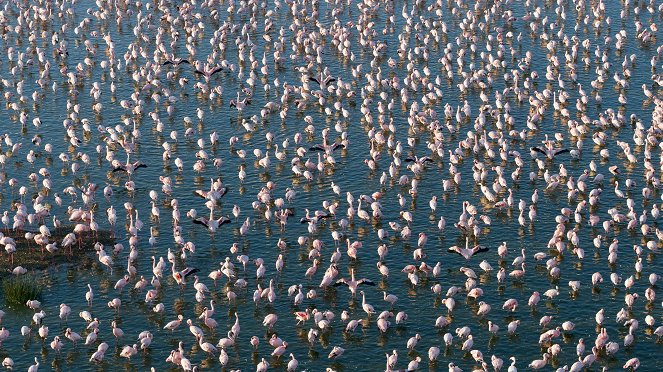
530, 146, 548, 157
474, 245, 490, 254
181, 267, 200, 278
209, 66, 223, 76
333, 278, 349, 287
218, 187, 229, 197
358, 278, 375, 286
331, 143, 345, 151
283, 208, 295, 216
192, 217, 209, 227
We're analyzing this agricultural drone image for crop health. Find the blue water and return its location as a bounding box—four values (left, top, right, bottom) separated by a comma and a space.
0, 0, 660, 371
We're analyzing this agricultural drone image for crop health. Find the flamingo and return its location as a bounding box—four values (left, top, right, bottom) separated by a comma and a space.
360, 290, 375, 315
333, 268, 375, 295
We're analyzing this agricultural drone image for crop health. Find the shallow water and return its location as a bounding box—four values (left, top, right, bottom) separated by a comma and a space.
0, 0, 661, 371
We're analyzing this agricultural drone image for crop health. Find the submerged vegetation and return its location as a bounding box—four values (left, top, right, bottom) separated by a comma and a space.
2, 275, 42, 307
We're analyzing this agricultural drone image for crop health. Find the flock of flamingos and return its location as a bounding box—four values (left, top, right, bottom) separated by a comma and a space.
0, 0, 661, 370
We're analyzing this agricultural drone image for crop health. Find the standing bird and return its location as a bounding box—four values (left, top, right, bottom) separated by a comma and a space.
163, 315, 184, 332
171, 263, 199, 287
328, 346, 345, 359
191, 212, 231, 232
287, 353, 298, 371
448, 237, 490, 259
531, 135, 569, 160
333, 268, 375, 295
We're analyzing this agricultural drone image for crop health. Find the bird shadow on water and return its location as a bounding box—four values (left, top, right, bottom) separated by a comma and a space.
318, 329, 332, 348
172, 297, 189, 315
328, 360, 345, 371
307, 347, 319, 361
376, 331, 389, 347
